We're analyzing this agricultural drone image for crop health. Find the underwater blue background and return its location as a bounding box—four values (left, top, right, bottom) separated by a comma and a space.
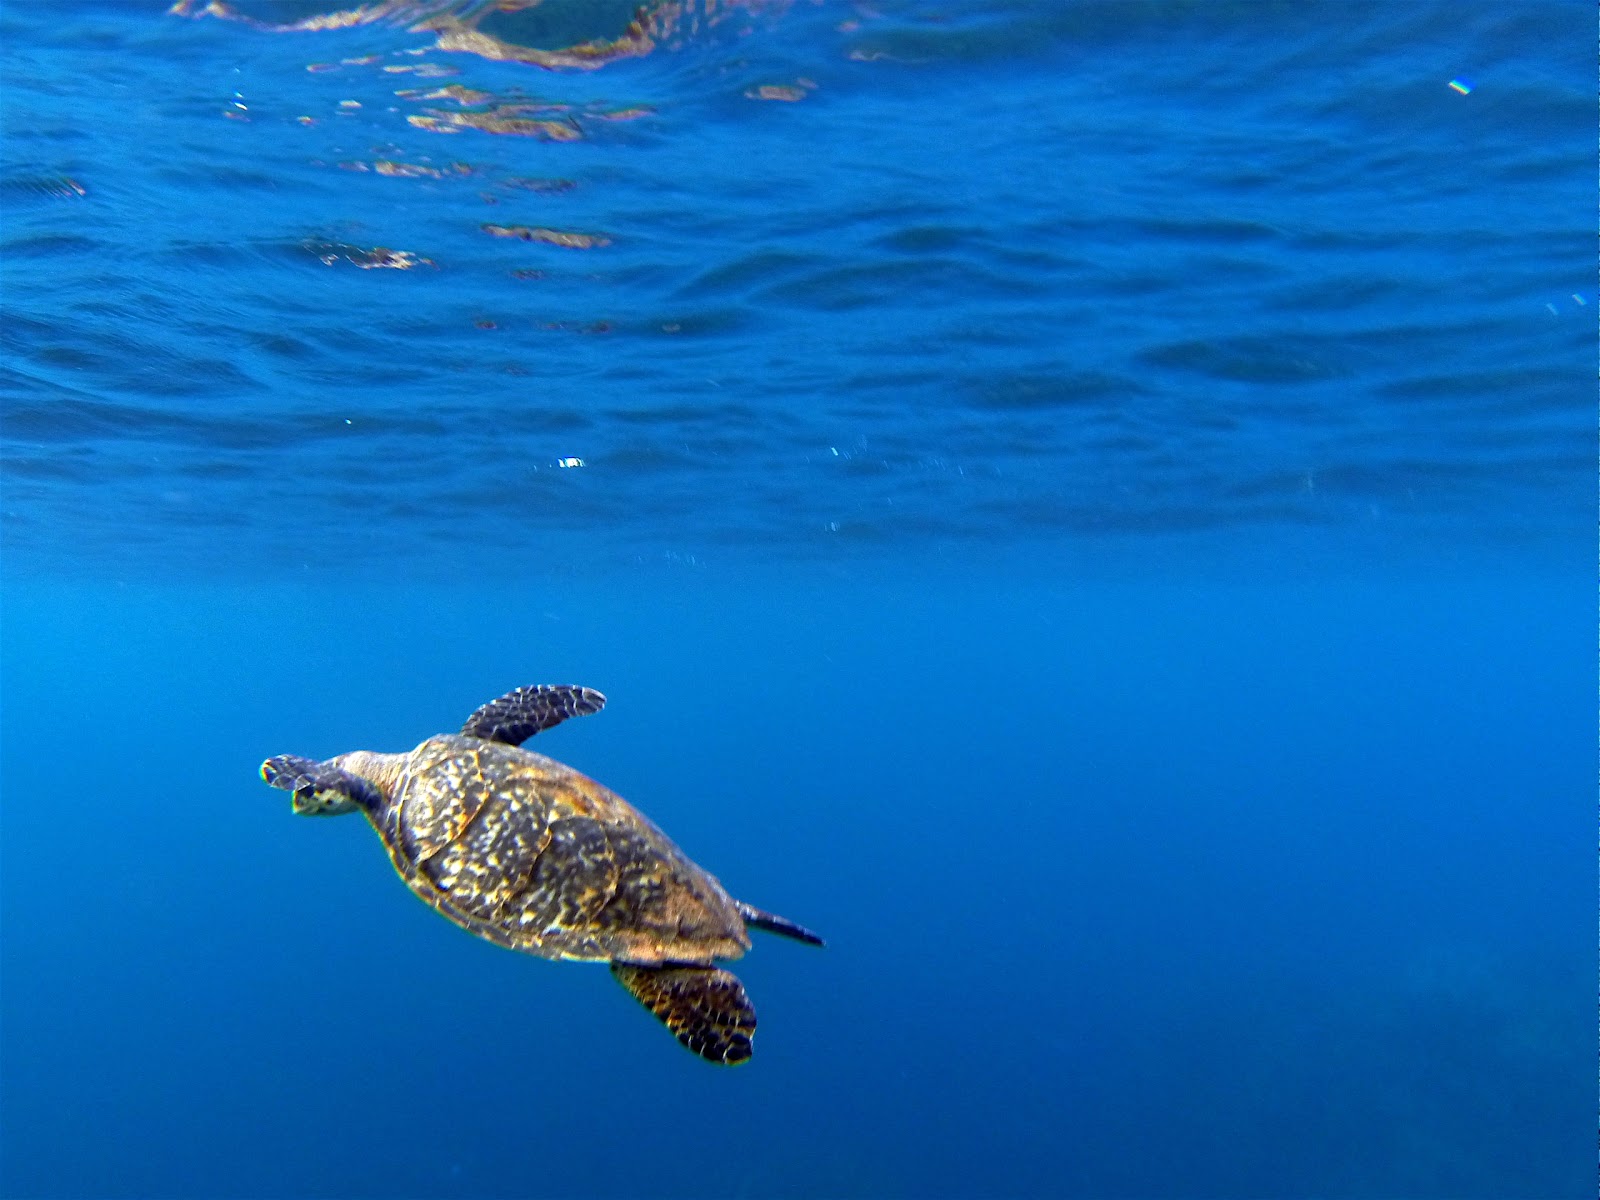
0, 2, 1591, 1197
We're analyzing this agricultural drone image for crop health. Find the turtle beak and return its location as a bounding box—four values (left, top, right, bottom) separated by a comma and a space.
290, 785, 362, 816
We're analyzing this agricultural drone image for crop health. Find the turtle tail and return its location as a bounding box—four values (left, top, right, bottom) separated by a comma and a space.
735, 901, 825, 947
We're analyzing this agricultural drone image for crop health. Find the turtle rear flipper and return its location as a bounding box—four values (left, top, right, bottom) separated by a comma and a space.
611, 963, 756, 1065
461, 684, 606, 746
261, 754, 380, 815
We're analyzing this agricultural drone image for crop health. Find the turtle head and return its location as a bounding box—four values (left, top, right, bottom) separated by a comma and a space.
259, 752, 397, 817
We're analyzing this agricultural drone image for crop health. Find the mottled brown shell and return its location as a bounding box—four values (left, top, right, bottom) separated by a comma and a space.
360, 735, 750, 965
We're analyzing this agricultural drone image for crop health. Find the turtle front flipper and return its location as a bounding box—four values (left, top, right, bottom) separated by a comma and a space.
460, 684, 606, 746
611, 963, 757, 1065
260, 754, 380, 816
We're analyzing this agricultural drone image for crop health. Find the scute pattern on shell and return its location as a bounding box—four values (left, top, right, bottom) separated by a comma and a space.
376, 735, 750, 965
400, 738, 553, 920
520, 816, 616, 935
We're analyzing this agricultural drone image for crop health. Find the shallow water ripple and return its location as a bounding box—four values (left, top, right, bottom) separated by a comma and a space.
1, 0, 1589, 574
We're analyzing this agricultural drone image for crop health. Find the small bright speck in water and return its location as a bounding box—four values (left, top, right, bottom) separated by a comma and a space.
1447, 79, 1472, 94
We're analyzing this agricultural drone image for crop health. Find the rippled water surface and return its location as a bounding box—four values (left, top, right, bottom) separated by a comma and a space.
3, 0, 1589, 574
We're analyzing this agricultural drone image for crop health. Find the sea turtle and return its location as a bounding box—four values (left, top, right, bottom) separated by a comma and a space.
260, 683, 822, 1064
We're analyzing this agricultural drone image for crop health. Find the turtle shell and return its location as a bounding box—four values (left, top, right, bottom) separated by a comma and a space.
368, 734, 750, 965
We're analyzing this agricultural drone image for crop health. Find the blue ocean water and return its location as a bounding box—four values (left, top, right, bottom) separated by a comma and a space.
0, 2, 1591, 1197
